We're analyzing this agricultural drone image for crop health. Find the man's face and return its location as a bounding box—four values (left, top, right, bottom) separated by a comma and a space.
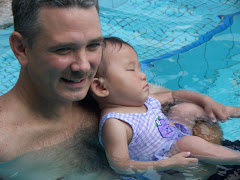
25, 6, 103, 102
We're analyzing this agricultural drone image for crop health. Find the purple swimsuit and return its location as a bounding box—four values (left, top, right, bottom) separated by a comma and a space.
99, 96, 191, 161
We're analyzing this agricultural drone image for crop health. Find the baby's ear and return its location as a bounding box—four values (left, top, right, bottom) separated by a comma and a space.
91, 77, 109, 97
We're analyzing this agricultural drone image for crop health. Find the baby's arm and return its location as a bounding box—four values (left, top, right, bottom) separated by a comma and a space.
102, 118, 198, 175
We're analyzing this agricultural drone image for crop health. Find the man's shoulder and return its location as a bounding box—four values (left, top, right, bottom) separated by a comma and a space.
0, 92, 24, 131
0, 92, 17, 116
0, 94, 18, 161
0, 94, 9, 117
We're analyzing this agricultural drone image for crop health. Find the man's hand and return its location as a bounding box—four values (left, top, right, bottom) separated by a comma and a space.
166, 152, 199, 172
202, 96, 229, 123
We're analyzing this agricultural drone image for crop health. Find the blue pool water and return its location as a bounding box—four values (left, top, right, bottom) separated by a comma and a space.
0, 1, 240, 139
99, 0, 240, 142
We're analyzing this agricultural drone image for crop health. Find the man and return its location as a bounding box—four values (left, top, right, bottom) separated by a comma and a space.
0, 0, 115, 179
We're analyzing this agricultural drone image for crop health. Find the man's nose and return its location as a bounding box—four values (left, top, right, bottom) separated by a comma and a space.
71, 50, 90, 72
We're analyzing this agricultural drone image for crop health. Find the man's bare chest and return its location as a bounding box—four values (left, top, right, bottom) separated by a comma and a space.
0, 126, 111, 179
0, 110, 99, 161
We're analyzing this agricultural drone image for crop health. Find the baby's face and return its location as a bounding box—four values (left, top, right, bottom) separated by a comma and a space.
103, 44, 149, 106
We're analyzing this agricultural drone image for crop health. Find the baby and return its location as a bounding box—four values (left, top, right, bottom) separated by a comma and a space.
90, 37, 240, 178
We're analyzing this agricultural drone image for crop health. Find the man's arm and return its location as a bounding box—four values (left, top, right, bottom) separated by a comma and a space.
151, 89, 230, 122
149, 83, 171, 94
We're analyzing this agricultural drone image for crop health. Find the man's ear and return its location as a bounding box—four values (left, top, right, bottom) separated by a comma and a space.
9, 31, 28, 67
91, 77, 109, 97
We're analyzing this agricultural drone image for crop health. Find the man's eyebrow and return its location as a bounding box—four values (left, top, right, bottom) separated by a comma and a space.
89, 37, 104, 43
48, 43, 78, 51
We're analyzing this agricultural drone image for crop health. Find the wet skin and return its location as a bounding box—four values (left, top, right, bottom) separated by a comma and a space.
0, 6, 103, 163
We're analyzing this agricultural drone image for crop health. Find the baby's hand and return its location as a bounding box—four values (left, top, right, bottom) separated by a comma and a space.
167, 152, 198, 172
202, 97, 229, 123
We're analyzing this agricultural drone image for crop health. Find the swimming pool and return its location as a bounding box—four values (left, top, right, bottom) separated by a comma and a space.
2, 0, 239, 141
99, 0, 240, 142
0, 0, 240, 178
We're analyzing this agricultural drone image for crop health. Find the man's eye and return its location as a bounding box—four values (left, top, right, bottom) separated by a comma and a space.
87, 43, 101, 50
55, 48, 71, 55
